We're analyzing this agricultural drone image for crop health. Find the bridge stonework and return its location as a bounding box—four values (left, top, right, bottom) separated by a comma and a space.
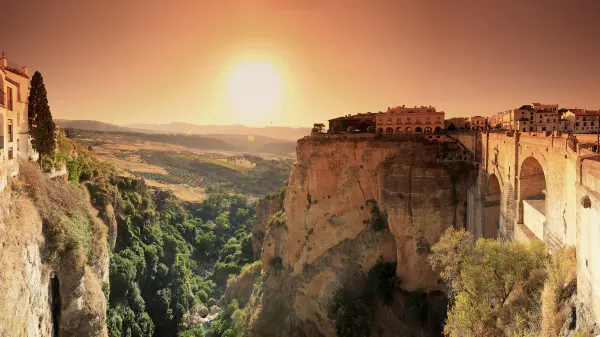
463, 131, 600, 331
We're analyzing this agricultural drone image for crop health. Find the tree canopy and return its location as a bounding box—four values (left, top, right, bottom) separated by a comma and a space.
29, 71, 56, 159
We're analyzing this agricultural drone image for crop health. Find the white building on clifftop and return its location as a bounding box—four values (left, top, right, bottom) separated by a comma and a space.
0, 52, 35, 178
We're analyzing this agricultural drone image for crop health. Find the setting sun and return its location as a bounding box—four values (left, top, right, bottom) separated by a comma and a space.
226, 60, 283, 115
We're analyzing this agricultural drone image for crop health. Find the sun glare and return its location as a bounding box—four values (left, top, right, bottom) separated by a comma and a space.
226, 60, 283, 115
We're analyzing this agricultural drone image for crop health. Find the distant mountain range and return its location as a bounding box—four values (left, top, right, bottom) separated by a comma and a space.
55, 120, 311, 141
55, 119, 299, 155
124, 122, 311, 141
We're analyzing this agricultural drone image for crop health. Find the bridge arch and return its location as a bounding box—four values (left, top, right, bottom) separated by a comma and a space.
518, 156, 547, 238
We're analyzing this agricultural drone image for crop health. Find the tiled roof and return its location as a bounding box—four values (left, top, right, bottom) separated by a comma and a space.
571, 109, 600, 116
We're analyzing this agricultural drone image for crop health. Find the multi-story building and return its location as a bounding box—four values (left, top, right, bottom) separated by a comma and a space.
468, 116, 487, 130
564, 109, 600, 134
509, 103, 559, 133
0, 53, 33, 177
534, 109, 558, 132
501, 110, 515, 130
488, 112, 503, 129
375, 105, 445, 134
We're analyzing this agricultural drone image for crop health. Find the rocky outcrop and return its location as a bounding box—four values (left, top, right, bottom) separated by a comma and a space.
246, 135, 478, 336
0, 167, 109, 337
253, 187, 286, 258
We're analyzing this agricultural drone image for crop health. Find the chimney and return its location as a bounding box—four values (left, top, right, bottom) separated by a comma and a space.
0, 52, 6, 68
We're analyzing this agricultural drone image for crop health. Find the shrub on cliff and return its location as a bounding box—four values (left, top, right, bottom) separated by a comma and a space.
16, 162, 107, 271
429, 228, 548, 337
541, 246, 577, 336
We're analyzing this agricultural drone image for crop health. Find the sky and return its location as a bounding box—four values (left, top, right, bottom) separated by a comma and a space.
3, 0, 600, 127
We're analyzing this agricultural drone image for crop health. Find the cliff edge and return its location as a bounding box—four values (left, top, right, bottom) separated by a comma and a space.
245, 135, 478, 336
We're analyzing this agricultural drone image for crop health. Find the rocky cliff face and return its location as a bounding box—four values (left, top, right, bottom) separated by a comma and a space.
0, 165, 109, 337
246, 135, 478, 336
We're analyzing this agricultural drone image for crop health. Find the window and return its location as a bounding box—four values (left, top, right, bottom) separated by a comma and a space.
396, 118, 401, 124
436, 117, 440, 123
8, 148, 13, 160
584, 122, 587, 126
16, 113, 20, 126
406, 117, 411, 124
8, 119, 13, 143
426, 117, 431, 124
377, 119, 382, 124
6, 87, 13, 111
387, 118, 392, 125
416, 117, 421, 124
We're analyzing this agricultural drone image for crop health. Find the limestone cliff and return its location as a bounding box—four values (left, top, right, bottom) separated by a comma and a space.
245, 135, 478, 336
0, 164, 109, 337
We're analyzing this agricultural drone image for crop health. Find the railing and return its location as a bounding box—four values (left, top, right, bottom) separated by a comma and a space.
5, 60, 27, 77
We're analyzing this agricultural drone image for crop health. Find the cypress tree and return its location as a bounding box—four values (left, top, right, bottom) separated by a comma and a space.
28, 71, 56, 160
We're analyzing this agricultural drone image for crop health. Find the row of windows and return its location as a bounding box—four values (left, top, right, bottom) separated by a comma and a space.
378, 117, 441, 125
377, 126, 442, 133
576, 122, 596, 127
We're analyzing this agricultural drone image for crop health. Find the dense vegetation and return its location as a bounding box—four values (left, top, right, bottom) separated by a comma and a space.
328, 258, 400, 337
49, 132, 260, 336
429, 228, 579, 337
103, 185, 256, 337
134, 150, 291, 196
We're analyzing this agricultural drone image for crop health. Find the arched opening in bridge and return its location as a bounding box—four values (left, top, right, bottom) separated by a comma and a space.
435, 126, 442, 133
415, 127, 423, 133
395, 127, 402, 133
483, 173, 501, 238
386, 127, 394, 134
405, 127, 412, 133
424, 127, 432, 133
518, 157, 547, 240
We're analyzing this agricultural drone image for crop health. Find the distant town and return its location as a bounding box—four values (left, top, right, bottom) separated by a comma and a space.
320, 103, 599, 135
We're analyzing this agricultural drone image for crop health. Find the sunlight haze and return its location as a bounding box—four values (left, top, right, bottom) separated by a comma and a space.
3, 0, 600, 127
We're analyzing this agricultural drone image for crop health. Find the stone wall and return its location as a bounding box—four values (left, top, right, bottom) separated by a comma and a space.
460, 131, 600, 331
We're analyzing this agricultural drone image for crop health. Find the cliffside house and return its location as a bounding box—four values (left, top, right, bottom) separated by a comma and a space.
375, 105, 445, 134
468, 116, 487, 130
0, 52, 34, 177
503, 103, 559, 132
563, 109, 600, 134
328, 113, 376, 133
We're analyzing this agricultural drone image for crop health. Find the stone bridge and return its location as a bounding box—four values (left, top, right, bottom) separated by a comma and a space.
463, 131, 600, 329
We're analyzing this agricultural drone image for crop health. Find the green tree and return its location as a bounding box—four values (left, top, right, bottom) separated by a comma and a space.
429, 228, 547, 337
28, 71, 56, 161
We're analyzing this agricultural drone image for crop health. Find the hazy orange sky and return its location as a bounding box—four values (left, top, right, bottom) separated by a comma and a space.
3, 0, 600, 127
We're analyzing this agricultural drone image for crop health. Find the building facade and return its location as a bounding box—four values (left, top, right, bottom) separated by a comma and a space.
375, 105, 445, 134
564, 109, 600, 134
469, 116, 487, 130
506, 103, 559, 133
0, 53, 33, 178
